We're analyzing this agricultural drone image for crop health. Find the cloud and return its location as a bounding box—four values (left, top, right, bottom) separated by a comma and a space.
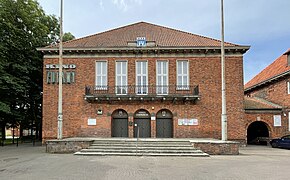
99, 0, 104, 10
112, 0, 142, 12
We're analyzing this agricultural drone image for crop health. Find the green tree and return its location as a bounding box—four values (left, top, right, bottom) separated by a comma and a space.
63, 32, 75, 42
0, 0, 59, 141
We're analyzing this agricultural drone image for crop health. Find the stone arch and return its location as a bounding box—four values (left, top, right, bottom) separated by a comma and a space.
111, 109, 128, 137
247, 121, 270, 145
156, 109, 173, 138
133, 109, 151, 138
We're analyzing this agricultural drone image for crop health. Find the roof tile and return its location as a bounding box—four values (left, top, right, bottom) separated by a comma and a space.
245, 49, 290, 89
51, 22, 241, 48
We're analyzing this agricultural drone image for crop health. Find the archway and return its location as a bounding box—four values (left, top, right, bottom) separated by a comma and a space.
156, 109, 173, 138
247, 121, 269, 145
111, 109, 128, 137
134, 109, 151, 138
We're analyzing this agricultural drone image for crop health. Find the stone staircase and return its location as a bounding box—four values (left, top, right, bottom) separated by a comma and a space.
74, 139, 209, 157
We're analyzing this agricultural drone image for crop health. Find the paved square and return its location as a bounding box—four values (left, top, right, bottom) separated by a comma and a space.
1, 144, 290, 180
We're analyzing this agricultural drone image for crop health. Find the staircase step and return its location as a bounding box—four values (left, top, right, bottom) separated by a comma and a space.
74, 152, 209, 157
73, 139, 209, 157
88, 146, 194, 150
81, 149, 203, 154
90, 144, 192, 147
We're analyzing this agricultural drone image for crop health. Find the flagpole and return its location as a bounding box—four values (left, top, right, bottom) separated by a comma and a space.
221, 0, 227, 141
57, 0, 63, 139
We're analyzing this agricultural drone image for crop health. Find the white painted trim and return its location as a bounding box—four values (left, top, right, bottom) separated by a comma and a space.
289, 112, 290, 131
135, 60, 148, 95
115, 60, 128, 95
287, 81, 290, 94
95, 60, 108, 90
43, 53, 244, 59
176, 60, 189, 90
156, 60, 169, 95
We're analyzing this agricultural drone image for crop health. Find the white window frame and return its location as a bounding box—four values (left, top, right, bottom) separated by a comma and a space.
95, 61, 107, 90
288, 112, 290, 131
287, 81, 290, 94
176, 60, 189, 90
115, 60, 128, 95
135, 60, 148, 95
156, 60, 169, 95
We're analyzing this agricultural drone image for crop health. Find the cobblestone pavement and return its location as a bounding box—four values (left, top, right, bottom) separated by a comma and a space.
1, 143, 290, 180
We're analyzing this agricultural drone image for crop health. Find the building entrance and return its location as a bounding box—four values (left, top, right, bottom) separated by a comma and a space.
156, 109, 173, 138
111, 109, 128, 137
134, 109, 151, 138
247, 121, 269, 145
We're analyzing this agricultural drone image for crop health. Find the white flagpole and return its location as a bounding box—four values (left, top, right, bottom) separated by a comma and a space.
57, 0, 63, 139
221, 0, 227, 141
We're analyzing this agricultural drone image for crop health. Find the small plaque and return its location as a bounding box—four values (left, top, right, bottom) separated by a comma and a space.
88, 118, 96, 126
151, 116, 156, 121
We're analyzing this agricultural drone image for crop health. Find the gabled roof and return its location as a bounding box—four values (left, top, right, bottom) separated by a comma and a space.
244, 97, 283, 110
46, 22, 243, 48
245, 49, 290, 91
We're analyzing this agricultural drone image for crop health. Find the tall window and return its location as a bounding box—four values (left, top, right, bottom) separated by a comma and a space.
136, 61, 148, 94
288, 82, 290, 94
116, 61, 127, 94
177, 60, 189, 90
156, 61, 168, 94
95, 61, 107, 89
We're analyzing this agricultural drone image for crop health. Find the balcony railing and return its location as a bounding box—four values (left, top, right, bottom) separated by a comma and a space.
84, 85, 200, 103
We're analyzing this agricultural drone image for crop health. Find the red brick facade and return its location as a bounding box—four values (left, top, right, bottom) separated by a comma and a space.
42, 55, 246, 141
244, 50, 290, 141
40, 22, 250, 143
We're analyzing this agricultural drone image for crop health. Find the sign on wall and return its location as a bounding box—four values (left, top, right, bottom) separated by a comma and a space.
46, 64, 76, 84
88, 118, 96, 126
273, 115, 281, 127
136, 37, 146, 47
178, 119, 198, 126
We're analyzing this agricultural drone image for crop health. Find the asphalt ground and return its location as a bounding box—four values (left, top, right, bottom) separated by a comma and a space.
0, 143, 290, 180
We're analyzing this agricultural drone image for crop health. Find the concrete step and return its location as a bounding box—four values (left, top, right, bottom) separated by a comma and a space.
92, 141, 190, 145
74, 152, 209, 157
80, 149, 203, 154
90, 143, 192, 147
88, 146, 195, 150
74, 139, 209, 157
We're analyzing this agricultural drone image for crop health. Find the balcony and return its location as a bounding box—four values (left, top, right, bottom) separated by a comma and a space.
84, 85, 200, 103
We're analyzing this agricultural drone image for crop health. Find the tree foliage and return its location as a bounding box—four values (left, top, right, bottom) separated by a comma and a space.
0, 0, 60, 139
63, 32, 75, 42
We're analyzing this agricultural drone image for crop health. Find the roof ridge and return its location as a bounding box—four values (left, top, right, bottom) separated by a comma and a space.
50, 21, 241, 48
49, 22, 145, 48
245, 53, 286, 88
253, 97, 283, 108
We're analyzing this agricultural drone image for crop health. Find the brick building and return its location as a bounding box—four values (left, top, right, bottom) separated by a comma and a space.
244, 49, 290, 144
39, 22, 249, 142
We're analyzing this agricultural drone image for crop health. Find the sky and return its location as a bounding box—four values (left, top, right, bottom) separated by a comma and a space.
37, 0, 290, 84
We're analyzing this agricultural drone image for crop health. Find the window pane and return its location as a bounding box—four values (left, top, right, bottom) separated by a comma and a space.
142, 62, 146, 74
177, 76, 182, 86
116, 62, 121, 74
183, 62, 188, 74
163, 76, 167, 85
177, 61, 182, 74
183, 76, 188, 86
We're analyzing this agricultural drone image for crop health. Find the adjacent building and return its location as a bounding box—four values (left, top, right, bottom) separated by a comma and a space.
39, 22, 249, 143
245, 49, 290, 144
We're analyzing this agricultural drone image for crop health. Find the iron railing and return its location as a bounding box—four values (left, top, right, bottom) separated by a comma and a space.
85, 85, 199, 97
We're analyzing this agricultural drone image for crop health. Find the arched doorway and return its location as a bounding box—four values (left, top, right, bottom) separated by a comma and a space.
134, 109, 151, 138
156, 109, 173, 138
247, 121, 269, 145
111, 109, 128, 137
